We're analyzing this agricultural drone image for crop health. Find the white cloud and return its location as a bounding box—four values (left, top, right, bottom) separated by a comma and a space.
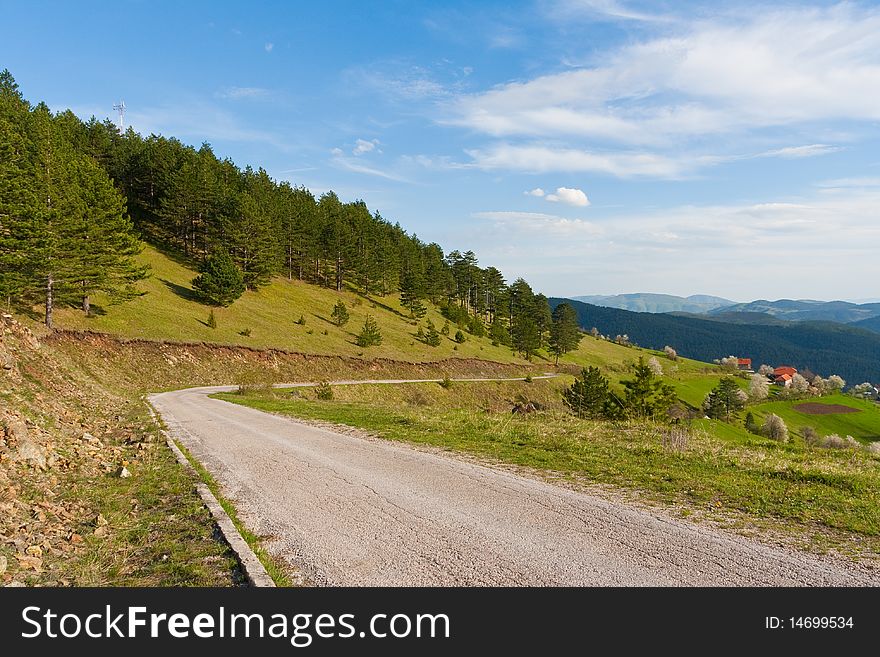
758, 144, 842, 159
330, 147, 344, 156
215, 86, 271, 100
473, 211, 602, 236
471, 188, 880, 299
264, 42, 274, 52
353, 138, 381, 155
525, 188, 546, 197
443, 4, 880, 178
545, 186, 590, 207
467, 143, 704, 178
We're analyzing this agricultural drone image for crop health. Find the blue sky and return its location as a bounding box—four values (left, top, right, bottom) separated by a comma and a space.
4, 0, 880, 301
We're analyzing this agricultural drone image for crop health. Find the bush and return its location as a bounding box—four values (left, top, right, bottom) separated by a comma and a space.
295, 315, 306, 325
439, 375, 453, 389
762, 413, 788, 442
192, 252, 245, 306
454, 330, 466, 343
206, 309, 217, 329
802, 426, 820, 446
524, 374, 533, 383
315, 382, 334, 400
865, 442, 880, 456
819, 434, 860, 449
238, 327, 251, 337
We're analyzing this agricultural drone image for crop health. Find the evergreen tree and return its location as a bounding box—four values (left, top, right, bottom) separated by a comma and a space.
424, 319, 441, 347
192, 251, 245, 306
564, 367, 613, 419
549, 302, 582, 365
621, 358, 678, 420
703, 377, 746, 421
356, 315, 383, 347
454, 329, 466, 343
511, 315, 540, 360
399, 266, 427, 319
331, 299, 350, 326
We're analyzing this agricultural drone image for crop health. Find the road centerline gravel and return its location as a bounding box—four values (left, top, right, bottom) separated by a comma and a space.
149, 382, 879, 586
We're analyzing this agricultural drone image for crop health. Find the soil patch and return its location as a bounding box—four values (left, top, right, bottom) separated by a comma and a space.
794, 403, 861, 415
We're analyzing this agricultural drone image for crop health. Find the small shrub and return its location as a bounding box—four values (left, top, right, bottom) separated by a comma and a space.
322, 329, 328, 335
315, 382, 334, 400
439, 375, 453, 389
524, 374, 533, 383
295, 315, 306, 325
238, 328, 252, 337
454, 330, 466, 344
802, 426, 820, 446
206, 310, 217, 329
819, 434, 859, 449
407, 389, 430, 407
306, 329, 313, 335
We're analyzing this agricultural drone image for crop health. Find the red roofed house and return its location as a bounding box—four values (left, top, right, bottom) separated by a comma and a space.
773, 366, 797, 386
737, 358, 752, 371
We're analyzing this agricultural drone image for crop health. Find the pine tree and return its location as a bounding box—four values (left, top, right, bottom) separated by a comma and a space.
331, 300, 350, 326
511, 315, 540, 360
399, 266, 427, 319
192, 251, 245, 306
549, 302, 582, 365
703, 377, 746, 421
424, 320, 441, 347
356, 315, 383, 347
621, 357, 678, 420
564, 367, 612, 419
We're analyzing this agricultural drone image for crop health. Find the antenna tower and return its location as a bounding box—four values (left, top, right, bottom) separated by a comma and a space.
112, 100, 126, 131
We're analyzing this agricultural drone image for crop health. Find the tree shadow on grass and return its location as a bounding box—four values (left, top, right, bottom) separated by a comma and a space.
160, 279, 201, 303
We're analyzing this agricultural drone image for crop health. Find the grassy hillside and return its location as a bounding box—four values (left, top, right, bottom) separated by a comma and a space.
49, 245, 721, 384
53, 245, 522, 364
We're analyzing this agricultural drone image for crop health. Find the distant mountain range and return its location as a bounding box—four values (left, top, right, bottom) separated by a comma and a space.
550, 297, 880, 384
571, 293, 880, 333
572, 293, 734, 314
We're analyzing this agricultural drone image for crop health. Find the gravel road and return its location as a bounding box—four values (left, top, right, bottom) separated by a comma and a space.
150, 381, 879, 586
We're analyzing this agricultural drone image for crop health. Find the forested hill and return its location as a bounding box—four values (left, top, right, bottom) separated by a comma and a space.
550, 297, 880, 384
0, 70, 555, 360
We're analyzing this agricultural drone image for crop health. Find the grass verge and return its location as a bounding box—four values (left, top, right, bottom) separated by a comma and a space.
169, 437, 297, 587
215, 383, 880, 557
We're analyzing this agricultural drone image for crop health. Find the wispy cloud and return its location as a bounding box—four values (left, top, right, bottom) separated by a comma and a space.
331, 154, 412, 183
441, 5, 880, 178
548, 0, 672, 24
758, 144, 842, 159
215, 86, 272, 101
466, 143, 710, 178
473, 211, 601, 236
264, 42, 274, 52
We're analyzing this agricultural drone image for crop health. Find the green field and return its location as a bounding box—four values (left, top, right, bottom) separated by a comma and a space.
751, 394, 880, 442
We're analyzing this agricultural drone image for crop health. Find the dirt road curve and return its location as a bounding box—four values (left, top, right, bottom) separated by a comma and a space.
150, 380, 879, 586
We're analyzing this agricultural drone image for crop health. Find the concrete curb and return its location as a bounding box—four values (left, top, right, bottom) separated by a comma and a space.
146, 400, 276, 588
